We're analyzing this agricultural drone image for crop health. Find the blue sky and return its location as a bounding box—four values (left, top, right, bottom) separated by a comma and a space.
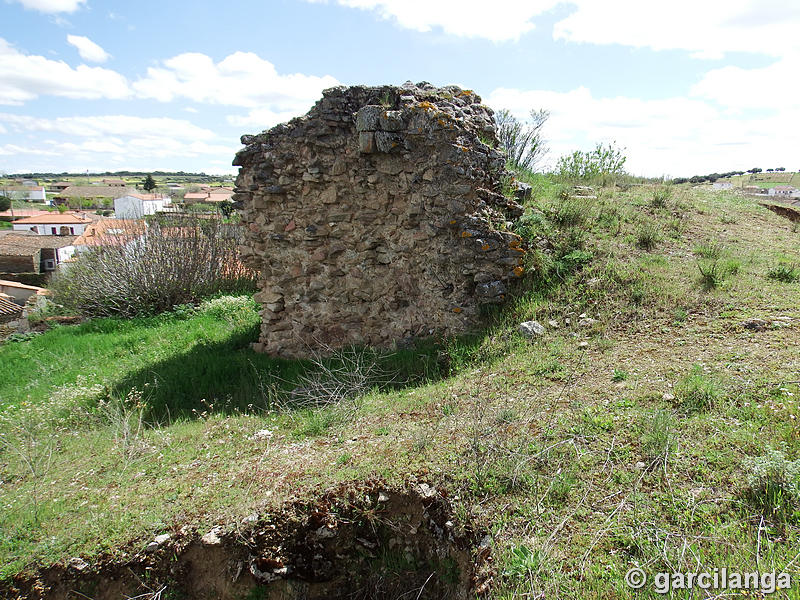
1, 0, 798, 177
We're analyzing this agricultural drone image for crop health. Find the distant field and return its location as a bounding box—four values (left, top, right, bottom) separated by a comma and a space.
729, 172, 800, 188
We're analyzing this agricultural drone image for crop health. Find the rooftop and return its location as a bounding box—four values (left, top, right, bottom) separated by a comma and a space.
73, 219, 145, 247
55, 186, 132, 199
13, 213, 92, 225
0, 294, 23, 317
0, 234, 77, 255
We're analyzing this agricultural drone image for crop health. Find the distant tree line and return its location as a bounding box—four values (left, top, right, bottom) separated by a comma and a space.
6, 170, 232, 182
672, 167, 791, 184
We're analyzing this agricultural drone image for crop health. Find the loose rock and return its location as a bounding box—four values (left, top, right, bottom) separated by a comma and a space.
518, 320, 545, 339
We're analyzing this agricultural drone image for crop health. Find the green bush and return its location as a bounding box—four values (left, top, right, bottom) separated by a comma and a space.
744, 448, 800, 523
697, 258, 735, 289
767, 263, 799, 283
555, 142, 626, 184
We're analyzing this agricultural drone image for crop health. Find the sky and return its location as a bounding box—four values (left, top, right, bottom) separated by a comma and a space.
0, 0, 798, 177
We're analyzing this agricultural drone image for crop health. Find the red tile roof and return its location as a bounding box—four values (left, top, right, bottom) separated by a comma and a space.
73, 219, 144, 247
0, 210, 53, 219
13, 213, 92, 225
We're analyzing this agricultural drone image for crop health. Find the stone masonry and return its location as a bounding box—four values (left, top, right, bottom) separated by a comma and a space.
233, 82, 526, 357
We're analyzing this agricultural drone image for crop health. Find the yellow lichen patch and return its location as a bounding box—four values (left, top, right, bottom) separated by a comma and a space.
513, 266, 525, 277
481, 243, 490, 251
508, 239, 521, 249
450, 220, 457, 225
452, 307, 462, 313
511, 246, 525, 254
417, 101, 437, 112
461, 231, 472, 238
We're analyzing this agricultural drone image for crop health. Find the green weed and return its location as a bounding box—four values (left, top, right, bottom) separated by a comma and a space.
674, 366, 722, 414
767, 263, 800, 283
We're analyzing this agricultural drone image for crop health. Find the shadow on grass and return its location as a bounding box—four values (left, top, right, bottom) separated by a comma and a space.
111, 327, 456, 422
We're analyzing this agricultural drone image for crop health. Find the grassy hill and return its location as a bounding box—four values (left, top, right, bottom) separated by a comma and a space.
729, 171, 800, 188
1, 182, 799, 598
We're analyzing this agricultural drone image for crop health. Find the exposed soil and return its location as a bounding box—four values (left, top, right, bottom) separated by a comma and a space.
760, 201, 800, 222
2, 481, 488, 600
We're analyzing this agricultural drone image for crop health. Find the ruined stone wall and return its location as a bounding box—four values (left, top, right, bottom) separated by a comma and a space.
233, 82, 525, 357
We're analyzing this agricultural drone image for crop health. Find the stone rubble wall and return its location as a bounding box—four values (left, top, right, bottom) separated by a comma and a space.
233, 82, 525, 357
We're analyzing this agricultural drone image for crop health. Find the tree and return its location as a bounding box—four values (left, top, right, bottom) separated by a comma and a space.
218, 200, 235, 218
776, 167, 786, 172
143, 174, 156, 192
495, 108, 550, 172
0, 195, 10, 212
747, 168, 762, 174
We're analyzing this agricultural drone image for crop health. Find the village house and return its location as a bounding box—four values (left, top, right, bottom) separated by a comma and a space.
49, 181, 72, 192
114, 193, 171, 219
1, 185, 47, 202
53, 185, 132, 206
182, 186, 234, 205
101, 178, 127, 187
0, 234, 77, 274
73, 219, 145, 252
768, 185, 798, 197
11, 213, 92, 236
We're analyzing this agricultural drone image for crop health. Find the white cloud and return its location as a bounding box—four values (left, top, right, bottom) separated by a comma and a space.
226, 107, 306, 130
308, 0, 800, 57
552, 0, 800, 58
487, 86, 800, 177
66, 35, 111, 63
133, 51, 338, 115
11, 0, 85, 13
0, 113, 216, 140
306, 0, 560, 41
691, 53, 800, 111
0, 113, 237, 173
0, 38, 129, 105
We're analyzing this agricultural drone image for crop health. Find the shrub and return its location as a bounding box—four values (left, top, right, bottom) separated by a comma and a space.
744, 447, 800, 523
697, 258, 729, 289
650, 185, 672, 208
636, 220, 661, 250
767, 263, 800, 283
495, 108, 550, 171
555, 142, 627, 184
51, 215, 257, 317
